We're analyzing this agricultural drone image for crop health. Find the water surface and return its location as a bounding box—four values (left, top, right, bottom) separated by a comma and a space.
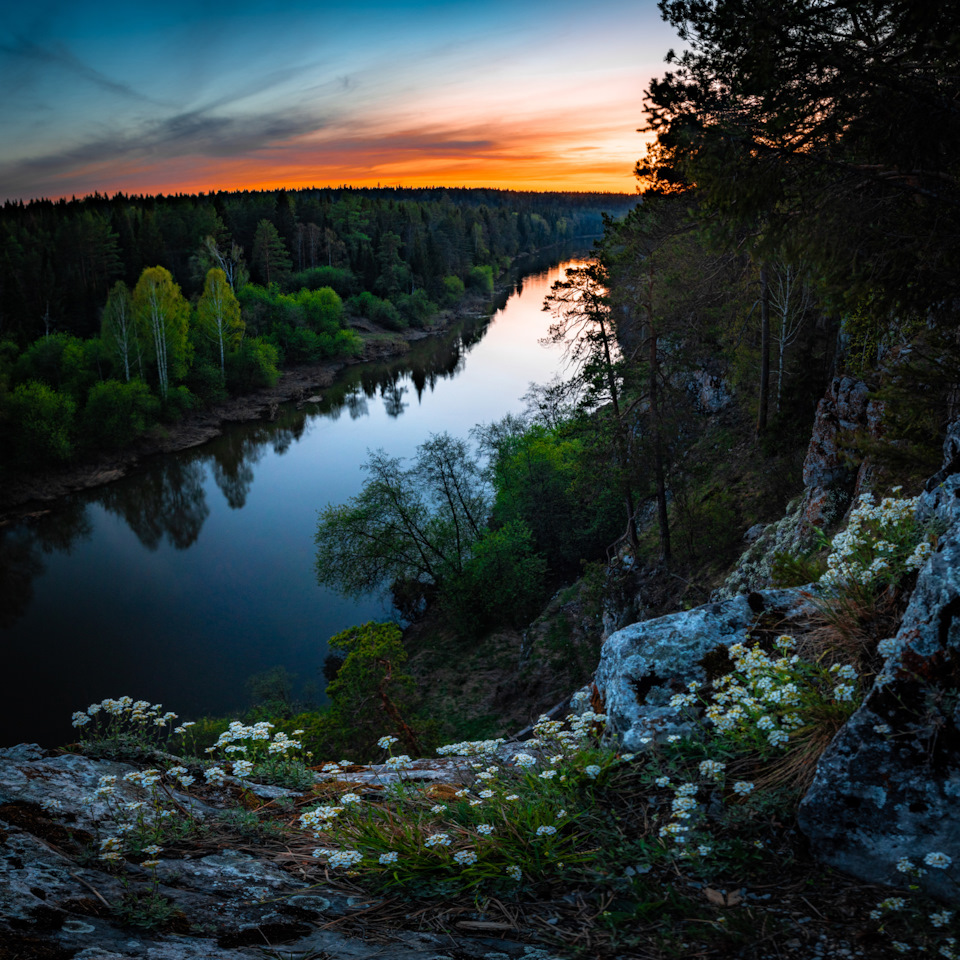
1, 251, 585, 746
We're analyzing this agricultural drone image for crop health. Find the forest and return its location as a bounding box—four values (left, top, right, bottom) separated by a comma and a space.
0, 187, 634, 471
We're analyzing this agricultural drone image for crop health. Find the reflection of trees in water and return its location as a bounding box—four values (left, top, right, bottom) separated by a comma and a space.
211, 430, 259, 510
99, 460, 210, 551
346, 389, 368, 420
0, 501, 92, 628
208, 408, 308, 506
382, 382, 408, 418
270, 413, 307, 456
319, 314, 491, 419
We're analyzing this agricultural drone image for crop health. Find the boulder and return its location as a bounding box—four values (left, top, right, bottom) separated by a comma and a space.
798, 471, 960, 902
595, 587, 814, 752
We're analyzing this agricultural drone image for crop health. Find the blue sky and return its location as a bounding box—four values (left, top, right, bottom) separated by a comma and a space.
0, 0, 678, 200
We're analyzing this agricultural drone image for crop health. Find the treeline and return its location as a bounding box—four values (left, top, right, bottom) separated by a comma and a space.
0, 187, 634, 343
0, 188, 634, 470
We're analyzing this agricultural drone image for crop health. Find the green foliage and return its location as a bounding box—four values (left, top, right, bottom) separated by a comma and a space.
467, 264, 494, 295
299, 712, 614, 895
100, 281, 138, 382
348, 290, 405, 330
490, 422, 622, 577
251, 219, 292, 286
6, 380, 76, 463
81, 379, 159, 450
196, 268, 243, 377
323, 621, 419, 755
395, 289, 437, 328
771, 547, 827, 589
182, 359, 227, 404
641, 0, 960, 319
315, 434, 488, 604
111, 891, 178, 930
132, 266, 191, 400
441, 275, 465, 305
13, 332, 94, 398
158, 384, 196, 423
295, 286, 344, 331
291, 265, 358, 297
671, 484, 740, 567
239, 283, 360, 362
225, 336, 280, 392
442, 520, 548, 635
841, 295, 924, 380
853, 325, 960, 484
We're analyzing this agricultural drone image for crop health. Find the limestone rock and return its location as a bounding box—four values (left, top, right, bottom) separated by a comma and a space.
595, 587, 814, 751
798, 473, 960, 902
720, 375, 881, 597
0, 746, 532, 958
686, 369, 733, 414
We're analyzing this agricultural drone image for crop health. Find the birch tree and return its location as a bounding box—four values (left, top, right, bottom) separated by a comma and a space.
132, 266, 190, 400
196, 268, 243, 379
100, 280, 139, 382
769, 259, 814, 413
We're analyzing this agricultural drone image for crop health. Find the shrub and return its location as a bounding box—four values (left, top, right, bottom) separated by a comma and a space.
225, 337, 280, 392
441, 275, 465, 305
348, 291, 405, 330
467, 265, 494, 295
395, 289, 437, 328
292, 266, 358, 298
6, 379, 76, 463
81, 379, 159, 450
442, 521, 548, 634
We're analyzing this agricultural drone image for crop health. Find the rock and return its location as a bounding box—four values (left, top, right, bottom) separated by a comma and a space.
719, 376, 882, 597
595, 587, 815, 751
686, 369, 733, 414
798, 472, 960, 903
0, 746, 533, 958
743, 523, 766, 544
801, 376, 882, 528
925, 416, 960, 490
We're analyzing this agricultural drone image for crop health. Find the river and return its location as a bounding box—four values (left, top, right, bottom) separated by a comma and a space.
1, 251, 586, 747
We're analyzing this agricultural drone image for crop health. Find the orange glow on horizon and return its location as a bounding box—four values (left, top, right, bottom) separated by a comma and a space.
23, 111, 655, 202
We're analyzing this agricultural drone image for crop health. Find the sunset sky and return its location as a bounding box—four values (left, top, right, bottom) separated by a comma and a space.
0, 0, 678, 202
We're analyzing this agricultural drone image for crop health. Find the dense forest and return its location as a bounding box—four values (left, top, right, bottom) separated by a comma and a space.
0, 187, 634, 470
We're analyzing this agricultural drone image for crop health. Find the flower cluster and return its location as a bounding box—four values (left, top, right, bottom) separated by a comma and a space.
819, 491, 931, 591
71, 697, 181, 752
694, 636, 860, 755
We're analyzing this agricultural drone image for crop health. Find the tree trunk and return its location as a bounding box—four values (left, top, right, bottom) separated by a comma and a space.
650, 328, 671, 563
600, 319, 639, 553
756, 262, 770, 436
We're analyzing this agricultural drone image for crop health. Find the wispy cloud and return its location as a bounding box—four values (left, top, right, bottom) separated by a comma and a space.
0, 36, 160, 104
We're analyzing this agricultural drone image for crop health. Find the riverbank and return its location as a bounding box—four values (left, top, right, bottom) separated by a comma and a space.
0, 294, 491, 526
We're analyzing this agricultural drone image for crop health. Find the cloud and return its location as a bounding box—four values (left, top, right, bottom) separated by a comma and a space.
0, 36, 160, 104
0, 101, 328, 199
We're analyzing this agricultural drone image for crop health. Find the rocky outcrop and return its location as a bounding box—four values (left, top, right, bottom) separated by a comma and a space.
594, 588, 815, 752
798, 468, 960, 903
720, 376, 882, 597
0, 745, 538, 959
686, 369, 733, 415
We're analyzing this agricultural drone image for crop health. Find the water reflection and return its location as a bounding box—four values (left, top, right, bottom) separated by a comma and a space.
0, 504, 91, 628
100, 460, 210, 551
0, 290, 518, 630
1, 245, 592, 747
211, 431, 259, 510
